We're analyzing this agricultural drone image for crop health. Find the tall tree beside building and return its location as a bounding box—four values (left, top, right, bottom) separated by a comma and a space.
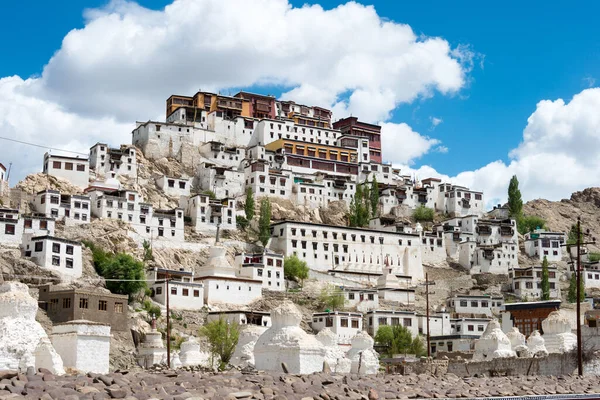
349, 184, 370, 227
258, 198, 272, 247
507, 175, 523, 219
541, 256, 550, 300
370, 177, 379, 216
244, 187, 255, 220
199, 316, 240, 371
568, 272, 585, 303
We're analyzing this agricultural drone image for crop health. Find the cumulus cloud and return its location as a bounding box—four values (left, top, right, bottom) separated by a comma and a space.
398, 88, 600, 208
380, 122, 441, 165
1, 0, 471, 182
429, 116, 443, 130
0, 76, 131, 180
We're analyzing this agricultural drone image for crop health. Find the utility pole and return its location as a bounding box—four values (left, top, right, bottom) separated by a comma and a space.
576, 217, 582, 376
166, 270, 171, 369
562, 216, 596, 376
426, 272, 431, 358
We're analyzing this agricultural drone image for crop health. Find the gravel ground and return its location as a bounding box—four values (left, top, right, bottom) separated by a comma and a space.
1, 368, 600, 400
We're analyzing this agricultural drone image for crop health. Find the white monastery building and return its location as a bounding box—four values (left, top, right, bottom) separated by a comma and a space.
33, 190, 91, 224
523, 229, 566, 262
22, 235, 83, 279
89, 143, 137, 179
42, 153, 90, 189
147, 267, 204, 310
509, 265, 561, 299
235, 251, 285, 291
311, 311, 363, 345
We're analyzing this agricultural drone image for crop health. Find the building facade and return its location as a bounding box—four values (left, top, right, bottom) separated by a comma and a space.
33, 190, 91, 224
311, 311, 363, 344
42, 153, 89, 189
22, 236, 83, 279
510, 265, 561, 299
524, 229, 566, 262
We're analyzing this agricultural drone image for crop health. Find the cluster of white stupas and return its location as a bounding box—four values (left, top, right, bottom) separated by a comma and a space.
472, 311, 576, 362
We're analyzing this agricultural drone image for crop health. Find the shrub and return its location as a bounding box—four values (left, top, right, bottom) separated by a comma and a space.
236, 215, 249, 230
319, 285, 346, 311
413, 206, 434, 222
199, 316, 240, 370
518, 215, 546, 235
284, 254, 309, 284
143, 299, 161, 318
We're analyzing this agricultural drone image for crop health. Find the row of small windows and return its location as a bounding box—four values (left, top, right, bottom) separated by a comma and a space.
41, 196, 89, 209
49, 161, 86, 171
47, 297, 123, 313
285, 228, 412, 246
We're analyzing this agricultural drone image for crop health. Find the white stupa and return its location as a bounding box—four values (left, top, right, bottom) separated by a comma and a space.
254, 300, 326, 374
179, 336, 212, 368
473, 319, 516, 361
0, 282, 64, 374
527, 330, 549, 357
316, 328, 351, 373
345, 331, 379, 375
231, 325, 268, 368
542, 311, 577, 353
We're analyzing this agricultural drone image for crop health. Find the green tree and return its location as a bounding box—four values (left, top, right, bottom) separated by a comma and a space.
258, 198, 272, 247
567, 224, 583, 245
507, 175, 523, 219
413, 205, 434, 222
102, 253, 147, 300
142, 240, 153, 262
349, 184, 371, 227
283, 254, 309, 285
518, 215, 546, 235
199, 316, 240, 370
244, 187, 255, 221
319, 285, 346, 311
541, 256, 550, 300
568, 272, 585, 303
374, 325, 424, 357
201, 189, 216, 199
370, 177, 379, 216
236, 215, 249, 230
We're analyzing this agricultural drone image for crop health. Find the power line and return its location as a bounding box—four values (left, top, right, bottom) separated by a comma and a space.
0, 136, 88, 156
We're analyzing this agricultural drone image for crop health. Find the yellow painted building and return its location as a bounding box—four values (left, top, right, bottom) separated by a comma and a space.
166, 92, 250, 119
265, 139, 358, 163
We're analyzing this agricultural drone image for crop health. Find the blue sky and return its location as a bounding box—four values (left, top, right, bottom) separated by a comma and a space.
1, 0, 599, 204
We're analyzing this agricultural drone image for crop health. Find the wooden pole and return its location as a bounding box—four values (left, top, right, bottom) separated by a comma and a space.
166, 271, 171, 369
576, 217, 582, 376
426, 272, 431, 358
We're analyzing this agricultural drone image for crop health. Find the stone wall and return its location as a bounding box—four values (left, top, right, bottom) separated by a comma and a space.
403, 359, 449, 375
447, 352, 576, 377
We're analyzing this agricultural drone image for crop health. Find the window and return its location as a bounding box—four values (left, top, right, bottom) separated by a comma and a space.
24, 219, 32, 228
378, 317, 388, 326
77, 164, 86, 172
171, 287, 177, 295
368, 293, 375, 301
182, 289, 189, 296
403, 318, 412, 327
65, 162, 73, 171
35, 241, 43, 252
114, 302, 124, 313
52, 256, 60, 266
391, 317, 400, 326
349, 293, 355, 300
478, 325, 484, 332
481, 301, 488, 308
66, 245, 74, 255
4, 224, 15, 235
156, 287, 162, 295
459, 300, 467, 307
98, 300, 108, 311
340, 318, 348, 327
471, 301, 478, 308
63, 298, 71, 308
79, 298, 89, 309
467, 325, 474, 332
49, 298, 59, 311
52, 161, 61, 169
52, 243, 61, 253
351, 319, 359, 328
193, 290, 200, 297
326, 317, 333, 327
66, 258, 73, 269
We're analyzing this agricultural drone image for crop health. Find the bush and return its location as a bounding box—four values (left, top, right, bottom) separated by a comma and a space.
589, 253, 600, 262
143, 299, 161, 318
319, 285, 346, 311
374, 325, 426, 358
236, 215, 249, 230
199, 316, 240, 370
201, 189, 216, 199
284, 254, 309, 284
413, 206, 434, 222
518, 215, 546, 235
83, 241, 146, 301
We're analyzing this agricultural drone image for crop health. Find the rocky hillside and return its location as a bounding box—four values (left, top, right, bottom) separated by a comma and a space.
524, 187, 600, 252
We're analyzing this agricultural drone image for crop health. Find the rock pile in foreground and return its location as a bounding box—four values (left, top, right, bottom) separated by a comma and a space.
1, 368, 600, 400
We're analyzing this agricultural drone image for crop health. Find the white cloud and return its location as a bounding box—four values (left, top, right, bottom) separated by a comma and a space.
1, 0, 471, 182
380, 122, 441, 165
429, 116, 443, 130
397, 88, 600, 208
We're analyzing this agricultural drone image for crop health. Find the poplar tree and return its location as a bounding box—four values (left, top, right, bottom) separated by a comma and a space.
370, 177, 379, 216
540, 256, 550, 300
258, 198, 272, 247
244, 187, 255, 220
507, 175, 523, 219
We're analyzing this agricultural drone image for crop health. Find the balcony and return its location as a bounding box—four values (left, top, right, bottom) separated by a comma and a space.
333, 180, 347, 189
501, 227, 515, 236
477, 225, 492, 235
461, 199, 471, 208
483, 249, 495, 260
453, 232, 461, 242
210, 143, 222, 152
218, 99, 243, 110
418, 196, 427, 204
255, 103, 271, 112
